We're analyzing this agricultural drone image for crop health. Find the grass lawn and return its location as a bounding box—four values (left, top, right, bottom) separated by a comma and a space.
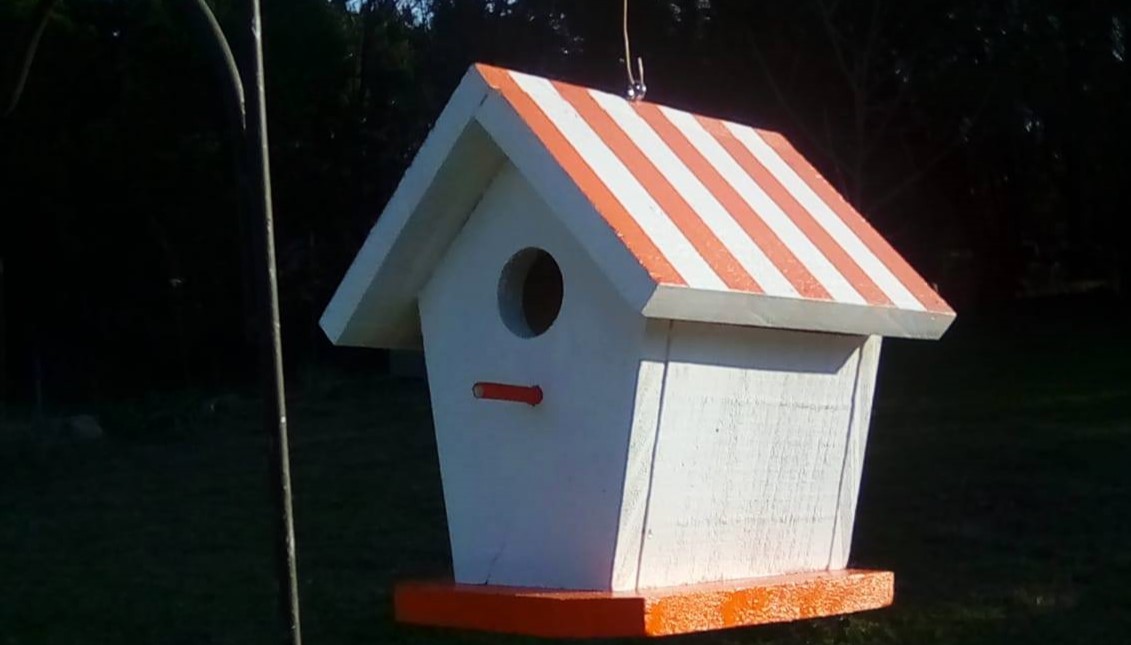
2, 299, 1130, 644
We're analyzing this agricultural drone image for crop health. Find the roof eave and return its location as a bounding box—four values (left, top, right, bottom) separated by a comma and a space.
643, 285, 956, 340
319, 67, 504, 348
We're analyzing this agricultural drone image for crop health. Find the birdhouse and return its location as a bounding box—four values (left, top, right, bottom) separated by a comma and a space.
321, 64, 955, 638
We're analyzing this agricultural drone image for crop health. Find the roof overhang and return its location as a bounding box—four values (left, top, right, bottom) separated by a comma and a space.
321, 65, 955, 348
320, 69, 506, 348
644, 286, 953, 339
321, 67, 659, 349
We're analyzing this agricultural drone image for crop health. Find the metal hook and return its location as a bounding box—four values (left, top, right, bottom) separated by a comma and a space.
623, 0, 646, 101
628, 57, 647, 102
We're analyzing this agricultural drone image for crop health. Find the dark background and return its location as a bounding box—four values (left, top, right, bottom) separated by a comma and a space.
1, 2, 1130, 644
2, 0, 1128, 405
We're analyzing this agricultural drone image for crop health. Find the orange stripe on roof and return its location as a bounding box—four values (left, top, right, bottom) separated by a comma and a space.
553, 82, 761, 293
699, 117, 894, 307
473, 65, 685, 286
635, 104, 831, 301
759, 131, 952, 313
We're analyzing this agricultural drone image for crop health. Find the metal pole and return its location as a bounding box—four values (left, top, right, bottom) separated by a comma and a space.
5, 2, 303, 642
243, 1, 303, 643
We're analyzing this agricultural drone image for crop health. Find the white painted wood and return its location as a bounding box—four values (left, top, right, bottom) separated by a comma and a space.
725, 123, 925, 311
591, 90, 798, 298
634, 323, 867, 589
828, 335, 882, 569
474, 92, 656, 318
319, 67, 504, 348
319, 63, 942, 597
644, 284, 954, 340
506, 73, 727, 290
321, 65, 954, 345
609, 319, 671, 591
419, 162, 648, 590
658, 106, 866, 305
408, 164, 889, 592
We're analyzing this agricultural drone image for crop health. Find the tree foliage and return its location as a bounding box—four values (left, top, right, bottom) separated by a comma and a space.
1, 0, 1128, 403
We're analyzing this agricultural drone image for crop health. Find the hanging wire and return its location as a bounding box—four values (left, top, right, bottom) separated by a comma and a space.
623, 0, 646, 101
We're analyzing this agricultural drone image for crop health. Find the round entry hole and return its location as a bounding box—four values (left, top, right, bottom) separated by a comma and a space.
498, 248, 563, 338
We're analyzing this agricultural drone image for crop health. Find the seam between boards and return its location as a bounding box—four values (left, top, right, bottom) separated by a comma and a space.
633, 319, 675, 591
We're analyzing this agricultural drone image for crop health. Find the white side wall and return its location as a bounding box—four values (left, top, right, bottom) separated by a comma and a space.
418, 163, 647, 590
624, 323, 880, 589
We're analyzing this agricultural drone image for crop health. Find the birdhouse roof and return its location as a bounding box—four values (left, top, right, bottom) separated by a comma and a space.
321, 64, 955, 349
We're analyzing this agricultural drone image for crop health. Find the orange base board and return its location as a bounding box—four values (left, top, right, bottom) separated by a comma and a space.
395, 569, 894, 638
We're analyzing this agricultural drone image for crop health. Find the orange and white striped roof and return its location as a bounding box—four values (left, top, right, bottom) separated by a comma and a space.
322, 64, 955, 348
476, 64, 951, 314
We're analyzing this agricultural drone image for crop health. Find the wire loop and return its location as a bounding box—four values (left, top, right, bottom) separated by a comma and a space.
623, 0, 646, 101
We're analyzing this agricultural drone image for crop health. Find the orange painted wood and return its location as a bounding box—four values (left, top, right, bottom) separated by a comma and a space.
692, 114, 892, 307
551, 81, 761, 294
633, 103, 830, 301
757, 130, 953, 313
474, 64, 687, 287
394, 569, 894, 638
471, 382, 544, 406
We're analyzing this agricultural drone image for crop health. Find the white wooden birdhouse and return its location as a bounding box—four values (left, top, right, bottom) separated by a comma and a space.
321, 64, 955, 638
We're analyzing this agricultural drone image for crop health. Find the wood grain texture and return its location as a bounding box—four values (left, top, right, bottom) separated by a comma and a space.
419, 163, 647, 590
635, 323, 870, 588
394, 569, 894, 638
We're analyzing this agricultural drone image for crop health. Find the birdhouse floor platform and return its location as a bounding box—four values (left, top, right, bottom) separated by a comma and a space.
394, 569, 894, 638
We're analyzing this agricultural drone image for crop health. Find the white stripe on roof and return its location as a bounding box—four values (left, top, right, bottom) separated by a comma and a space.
661, 106, 866, 305
510, 72, 727, 290
725, 122, 926, 311
591, 90, 797, 298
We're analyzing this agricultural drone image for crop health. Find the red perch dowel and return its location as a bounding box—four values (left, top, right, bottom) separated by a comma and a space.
472, 382, 543, 406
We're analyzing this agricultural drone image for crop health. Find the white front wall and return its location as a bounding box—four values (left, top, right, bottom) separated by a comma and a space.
418, 163, 648, 590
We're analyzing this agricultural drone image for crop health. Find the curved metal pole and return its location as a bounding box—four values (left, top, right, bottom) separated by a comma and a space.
184, 0, 246, 135
6, 3, 303, 644
4, 0, 59, 117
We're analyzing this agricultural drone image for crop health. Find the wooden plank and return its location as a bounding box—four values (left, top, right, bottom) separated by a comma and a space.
828, 335, 882, 568
394, 569, 894, 638
321, 66, 502, 348
644, 284, 954, 339
637, 323, 865, 588
419, 163, 646, 590
610, 319, 672, 591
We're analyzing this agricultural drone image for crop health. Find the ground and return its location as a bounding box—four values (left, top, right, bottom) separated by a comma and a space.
2, 298, 1129, 644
